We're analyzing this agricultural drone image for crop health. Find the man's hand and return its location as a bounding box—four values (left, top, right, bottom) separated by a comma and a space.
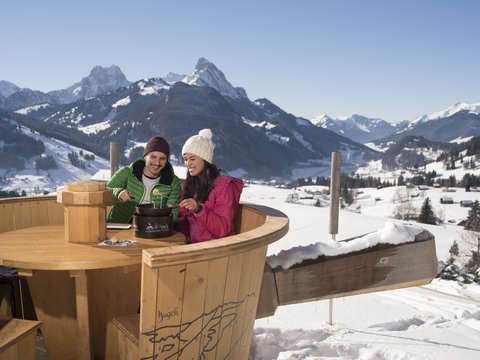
118, 189, 134, 203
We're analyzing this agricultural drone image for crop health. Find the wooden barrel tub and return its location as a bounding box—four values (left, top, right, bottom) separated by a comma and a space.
0, 193, 289, 360
113, 203, 290, 360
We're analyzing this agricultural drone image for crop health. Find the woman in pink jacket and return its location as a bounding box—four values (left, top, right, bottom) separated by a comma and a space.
178, 129, 244, 243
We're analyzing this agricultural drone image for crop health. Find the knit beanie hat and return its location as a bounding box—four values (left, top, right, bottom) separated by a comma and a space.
143, 136, 170, 158
182, 129, 215, 163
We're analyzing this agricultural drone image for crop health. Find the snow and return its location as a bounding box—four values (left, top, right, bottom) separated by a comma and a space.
267, 221, 424, 270
413, 101, 480, 124
0, 123, 109, 194
111, 96, 130, 108
242, 184, 480, 359
3, 123, 480, 359
14, 103, 50, 115
78, 119, 112, 134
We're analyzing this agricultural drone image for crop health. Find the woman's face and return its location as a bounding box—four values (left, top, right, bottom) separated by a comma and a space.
144, 151, 167, 178
183, 153, 205, 177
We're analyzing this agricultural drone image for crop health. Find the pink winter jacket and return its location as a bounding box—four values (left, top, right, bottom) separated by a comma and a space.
177, 174, 244, 243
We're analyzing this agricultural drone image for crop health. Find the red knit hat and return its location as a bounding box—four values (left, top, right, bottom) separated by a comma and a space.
143, 136, 170, 158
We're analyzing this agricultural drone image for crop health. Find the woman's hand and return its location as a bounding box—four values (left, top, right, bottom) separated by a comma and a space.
118, 189, 134, 203
180, 198, 200, 212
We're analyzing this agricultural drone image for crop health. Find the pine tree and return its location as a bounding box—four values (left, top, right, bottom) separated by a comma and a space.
418, 197, 436, 225
464, 200, 480, 283
464, 200, 480, 232
449, 240, 459, 257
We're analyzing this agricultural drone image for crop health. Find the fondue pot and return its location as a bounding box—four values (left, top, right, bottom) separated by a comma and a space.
133, 204, 177, 238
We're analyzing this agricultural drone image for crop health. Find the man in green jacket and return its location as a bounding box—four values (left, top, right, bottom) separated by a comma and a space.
107, 136, 182, 223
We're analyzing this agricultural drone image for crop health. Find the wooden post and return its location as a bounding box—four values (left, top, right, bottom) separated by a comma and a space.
329, 152, 341, 237
328, 151, 341, 325
110, 142, 119, 178
57, 181, 113, 244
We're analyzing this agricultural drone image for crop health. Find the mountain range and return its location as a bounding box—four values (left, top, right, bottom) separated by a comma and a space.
0, 58, 378, 179
0, 58, 479, 182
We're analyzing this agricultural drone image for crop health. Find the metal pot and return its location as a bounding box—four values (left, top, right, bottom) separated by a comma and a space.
135, 204, 177, 217
133, 213, 173, 238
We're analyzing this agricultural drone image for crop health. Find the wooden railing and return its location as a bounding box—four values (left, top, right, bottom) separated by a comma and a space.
0, 196, 64, 234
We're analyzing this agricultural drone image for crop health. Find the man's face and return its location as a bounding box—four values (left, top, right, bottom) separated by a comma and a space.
144, 151, 167, 177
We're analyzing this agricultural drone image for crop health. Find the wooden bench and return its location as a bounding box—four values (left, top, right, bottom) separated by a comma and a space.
0, 196, 62, 320
113, 203, 289, 360
0, 197, 53, 359
0, 317, 41, 360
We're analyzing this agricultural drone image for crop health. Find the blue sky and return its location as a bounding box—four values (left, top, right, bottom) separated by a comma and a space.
1, 0, 480, 123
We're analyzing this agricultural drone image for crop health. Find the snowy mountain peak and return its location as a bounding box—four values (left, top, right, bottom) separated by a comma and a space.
183, 57, 248, 99
309, 114, 332, 126
72, 65, 130, 98
0, 80, 21, 98
162, 72, 186, 84
310, 113, 397, 143
413, 101, 480, 123
48, 65, 131, 104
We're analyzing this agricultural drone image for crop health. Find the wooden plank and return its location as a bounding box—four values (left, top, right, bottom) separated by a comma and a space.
29, 200, 49, 227
0, 203, 14, 234
255, 263, 278, 319
64, 205, 107, 243
112, 314, 139, 346
226, 248, 258, 359
111, 314, 139, 360
26, 271, 78, 360
0, 317, 41, 353
71, 270, 92, 360
0, 225, 185, 271
143, 203, 289, 269
178, 261, 209, 359
213, 253, 244, 358
200, 257, 229, 360
274, 238, 437, 306
139, 264, 158, 359
12, 202, 31, 230
0, 329, 37, 360
65, 181, 106, 192
47, 200, 64, 225
237, 246, 268, 359
89, 266, 141, 360
140, 264, 186, 359
152, 264, 186, 359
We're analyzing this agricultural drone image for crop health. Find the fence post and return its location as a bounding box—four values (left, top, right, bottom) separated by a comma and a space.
110, 142, 119, 178
328, 151, 341, 325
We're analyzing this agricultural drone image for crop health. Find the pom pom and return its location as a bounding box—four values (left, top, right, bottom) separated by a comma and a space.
199, 128, 213, 140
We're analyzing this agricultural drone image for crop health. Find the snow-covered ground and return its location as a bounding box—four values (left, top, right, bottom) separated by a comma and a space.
3, 125, 480, 359
0, 125, 109, 194
244, 184, 480, 360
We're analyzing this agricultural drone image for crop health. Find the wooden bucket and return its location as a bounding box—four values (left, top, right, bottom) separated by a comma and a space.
57, 181, 112, 243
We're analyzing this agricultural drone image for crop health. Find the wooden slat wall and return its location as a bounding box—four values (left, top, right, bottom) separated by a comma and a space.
200, 257, 229, 360
47, 200, 64, 225
138, 248, 268, 360
0, 203, 14, 233
12, 202, 32, 230
114, 203, 289, 360
0, 196, 64, 234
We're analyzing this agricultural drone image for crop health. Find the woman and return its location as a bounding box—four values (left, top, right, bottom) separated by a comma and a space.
178, 129, 244, 243
107, 136, 181, 223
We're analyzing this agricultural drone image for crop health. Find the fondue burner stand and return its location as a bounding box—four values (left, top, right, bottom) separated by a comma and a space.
133, 213, 173, 238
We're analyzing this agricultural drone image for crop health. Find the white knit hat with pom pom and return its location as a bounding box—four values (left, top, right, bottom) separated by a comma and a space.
182, 129, 215, 163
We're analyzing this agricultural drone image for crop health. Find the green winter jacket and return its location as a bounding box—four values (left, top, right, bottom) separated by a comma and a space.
106, 158, 182, 223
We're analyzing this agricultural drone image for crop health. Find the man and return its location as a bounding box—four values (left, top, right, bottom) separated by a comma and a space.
107, 136, 181, 223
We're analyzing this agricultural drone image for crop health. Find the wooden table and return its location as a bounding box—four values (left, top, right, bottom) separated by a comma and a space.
0, 225, 185, 360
